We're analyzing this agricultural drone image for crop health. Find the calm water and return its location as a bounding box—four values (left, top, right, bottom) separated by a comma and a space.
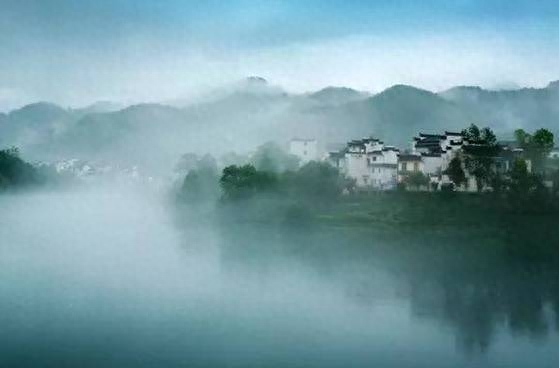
1, 189, 558, 367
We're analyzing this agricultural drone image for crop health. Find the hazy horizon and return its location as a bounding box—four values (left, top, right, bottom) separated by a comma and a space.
2, 0, 559, 111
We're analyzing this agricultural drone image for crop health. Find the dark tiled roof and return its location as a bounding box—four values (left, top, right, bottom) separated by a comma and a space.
328, 151, 345, 159
445, 131, 463, 136
382, 146, 400, 152
415, 141, 441, 147
370, 163, 398, 168
398, 154, 422, 161
419, 133, 445, 139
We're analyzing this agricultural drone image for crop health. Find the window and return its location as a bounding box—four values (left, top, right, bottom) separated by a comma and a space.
373, 156, 377, 161
414, 162, 419, 172
402, 162, 407, 172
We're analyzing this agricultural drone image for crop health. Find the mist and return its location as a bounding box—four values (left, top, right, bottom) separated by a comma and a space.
3, 1, 559, 367
1, 171, 558, 367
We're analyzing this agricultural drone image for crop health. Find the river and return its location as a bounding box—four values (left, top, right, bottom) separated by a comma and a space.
1, 188, 558, 367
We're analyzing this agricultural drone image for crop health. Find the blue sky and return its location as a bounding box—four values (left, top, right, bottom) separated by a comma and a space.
1, 0, 559, 110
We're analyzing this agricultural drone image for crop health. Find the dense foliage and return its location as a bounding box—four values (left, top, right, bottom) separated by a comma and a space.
514, 128, 554, 173
0, 147, 44, 190
461, 124, 501, 191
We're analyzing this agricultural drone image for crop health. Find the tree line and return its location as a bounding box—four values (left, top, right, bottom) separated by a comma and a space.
0, 148, 45, 190
177, 127, 559, 215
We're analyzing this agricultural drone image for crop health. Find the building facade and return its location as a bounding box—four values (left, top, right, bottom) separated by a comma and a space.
329, 137, 399, 190
289, 138, 319, 164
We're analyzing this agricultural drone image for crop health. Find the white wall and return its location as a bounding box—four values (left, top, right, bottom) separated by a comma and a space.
290, 139, 319, 163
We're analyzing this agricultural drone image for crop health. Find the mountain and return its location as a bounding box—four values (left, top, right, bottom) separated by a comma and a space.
2, 80, 559, 170
547, 80, 559, 90
57, 103, 189, 169
8, 102, 68, 125
74, 101, 123, 115
308, 87, 368, 105
439, 83, 559, 138
361, 85, 470, 146
0, 102, 75, 151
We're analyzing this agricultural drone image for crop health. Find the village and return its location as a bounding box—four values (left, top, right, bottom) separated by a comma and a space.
289, 127, 557, 193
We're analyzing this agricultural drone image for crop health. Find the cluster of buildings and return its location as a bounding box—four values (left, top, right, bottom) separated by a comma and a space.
289, 131, 534, 192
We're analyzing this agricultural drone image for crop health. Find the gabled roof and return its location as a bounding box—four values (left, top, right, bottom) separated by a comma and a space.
328, 151, 345, 159
415, 141, 441, 147
370, 163, 398, 168
419, 133, 445, 139
382, 146, 400, 152
398, 154, 422, 162
421, 152, 444, 158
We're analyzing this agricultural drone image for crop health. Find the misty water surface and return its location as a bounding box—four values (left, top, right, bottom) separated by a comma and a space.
1, 187, 558, 367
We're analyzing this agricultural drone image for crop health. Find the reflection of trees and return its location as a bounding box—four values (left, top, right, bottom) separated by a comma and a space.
407, 266, 555, 354
213, 216, 559, 356
396, 219, 559, 354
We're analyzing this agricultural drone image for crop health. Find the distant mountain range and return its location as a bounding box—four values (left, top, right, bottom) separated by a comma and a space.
1, 78, 558, 172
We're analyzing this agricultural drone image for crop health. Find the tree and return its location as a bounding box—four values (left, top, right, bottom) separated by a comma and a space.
178, 168, 219, 204
514, 128, 554, 174
177, 154, 220, 203
252, 142, 300, 174
196, 154, 218, 176
508, 159, 532, 196
444, 156, 466, 188
514, 129, 530, 147
0, 147, 43, 189
506, 158, 548, 212
174, 153, 199, 174
531, 129, 554, 173
404, 171, 430, 190
481, 127, 497, 145
462, 124, 481, 142
220, 164, 277, 200
284, 161, 344, 200
461, 124, 500, 191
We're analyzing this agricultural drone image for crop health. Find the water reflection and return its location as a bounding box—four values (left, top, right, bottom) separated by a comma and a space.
217, 221, 559, 356
1, 190, 558, 367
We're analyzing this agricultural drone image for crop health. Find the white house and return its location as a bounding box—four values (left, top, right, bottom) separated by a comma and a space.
289, 138, 319, 163
401, 131, 533, 191
329, 137, 399, 190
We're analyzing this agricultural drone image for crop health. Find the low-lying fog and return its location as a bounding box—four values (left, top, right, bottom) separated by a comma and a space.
1, 185, 558, 367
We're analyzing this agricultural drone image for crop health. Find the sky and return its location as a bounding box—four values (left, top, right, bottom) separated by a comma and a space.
1, 0, 559, 111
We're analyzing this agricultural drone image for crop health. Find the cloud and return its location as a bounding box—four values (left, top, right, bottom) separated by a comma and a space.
1, 19, 559, 110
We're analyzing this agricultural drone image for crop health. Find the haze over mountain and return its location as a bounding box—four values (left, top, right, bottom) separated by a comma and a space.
1, 78, 558, 171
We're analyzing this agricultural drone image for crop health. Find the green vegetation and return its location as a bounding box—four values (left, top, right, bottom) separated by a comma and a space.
252, 141, 300, 174
0, 147, 45, 190
461, 124, 501, 191
514, 128, 554, 173
402, 171, 429, 190
220, 164, 278, 200
444, 156, 466, 188
177, 154, 220, 203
